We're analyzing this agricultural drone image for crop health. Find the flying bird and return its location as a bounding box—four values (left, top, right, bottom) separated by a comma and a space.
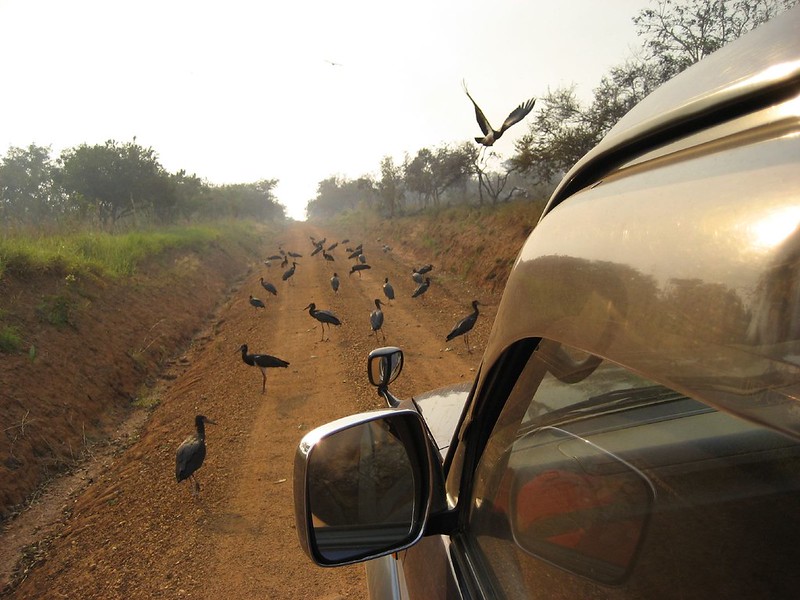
463, 81, 535, 147
238, 344, 290, 393
446, 300, 481, 353
176, 414, 216, 497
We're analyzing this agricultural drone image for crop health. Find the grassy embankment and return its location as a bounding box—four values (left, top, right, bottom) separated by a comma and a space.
0, 221, 266, 353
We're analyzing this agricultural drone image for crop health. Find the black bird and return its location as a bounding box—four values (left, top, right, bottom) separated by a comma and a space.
176, 414, 216, 497
412, 270, 424, 284
288, 251, 303, 258
239, 344, 290, 393
349, 264, 371, 277
416, 264, 434, 275
323, 250, 335, 262
412, 277, 430, 299
348, 248, 363, 260
267, 254, 282, 261
463, 81, 535, 147
281, 255, 289, 268
358, 253, 367, 264
282, 261, 297, 283
249, 295, 266, 309
370, 298, 386, 342
260, 278, 278, 296
446, 300, 481, 353
331, 272, 340, 293
383, 277, 395, 302
327, 241, 339, 251
304, 302, 341, 341
311, 244, 323, 256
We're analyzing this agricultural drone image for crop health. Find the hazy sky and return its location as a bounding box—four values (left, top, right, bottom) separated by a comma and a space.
0, 0, 651, 220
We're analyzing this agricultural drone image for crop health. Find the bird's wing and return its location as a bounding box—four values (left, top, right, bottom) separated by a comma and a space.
499, 98, 536, 133
462, 81, 492, 135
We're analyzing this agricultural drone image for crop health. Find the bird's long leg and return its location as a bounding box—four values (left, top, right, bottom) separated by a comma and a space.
320, 323, 325, 341
464, 334, 471, 354
260, 367, 266, 393
191, 475, 201, 497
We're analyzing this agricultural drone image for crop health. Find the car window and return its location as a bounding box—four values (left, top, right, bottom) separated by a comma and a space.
465, 339, 800, 598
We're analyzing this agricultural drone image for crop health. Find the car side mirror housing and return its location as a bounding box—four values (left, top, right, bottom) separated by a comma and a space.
294, 409, 434, 566
368, 347, 404, 407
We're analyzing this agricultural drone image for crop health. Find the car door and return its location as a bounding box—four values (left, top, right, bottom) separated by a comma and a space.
443, 338, 800, 598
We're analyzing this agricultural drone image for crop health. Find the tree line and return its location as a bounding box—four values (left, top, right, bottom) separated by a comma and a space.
2, 1, 795, 228
307, 0, 796, 220
0, 139, 284, 230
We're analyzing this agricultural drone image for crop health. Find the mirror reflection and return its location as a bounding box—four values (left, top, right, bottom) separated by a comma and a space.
369, 349, 403, 387
308, 417, 416, 562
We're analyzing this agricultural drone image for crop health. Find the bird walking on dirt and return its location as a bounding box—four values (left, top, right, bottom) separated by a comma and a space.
412, 277, 431, 299
304, 302, 342, 341
176, 414, 216, 497
447, 300, 481, 353
370, 298, 386, 342
249, 295, 266, 309
330, 272, 340, 293
349, 264, 371, 278
260, 278, 278, 296
463, 81, 535, 148
238, 344, 290, 394
416, 264, 434, 275
282, 261, 297, 284
383, 277, 395, 302
412, 270, 424, 284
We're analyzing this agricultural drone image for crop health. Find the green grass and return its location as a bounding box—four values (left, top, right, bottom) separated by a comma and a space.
0, 325, 22, 353
0, 221, 263, 280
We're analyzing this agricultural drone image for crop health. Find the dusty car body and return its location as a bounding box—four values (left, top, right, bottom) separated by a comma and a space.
294, 7, 800, 599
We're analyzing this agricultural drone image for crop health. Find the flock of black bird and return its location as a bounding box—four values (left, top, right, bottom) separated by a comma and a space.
176, 81, 535, 497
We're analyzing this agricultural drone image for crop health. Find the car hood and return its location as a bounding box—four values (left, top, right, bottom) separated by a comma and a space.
413, 382, 472, 460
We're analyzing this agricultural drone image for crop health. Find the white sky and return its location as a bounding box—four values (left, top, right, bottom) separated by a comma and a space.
0, 0, 650, 220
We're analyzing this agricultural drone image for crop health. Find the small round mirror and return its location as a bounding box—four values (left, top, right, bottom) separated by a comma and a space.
368, 347, 404, 388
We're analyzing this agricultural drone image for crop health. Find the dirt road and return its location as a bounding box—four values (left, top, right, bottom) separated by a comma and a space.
3, 222, 496, 599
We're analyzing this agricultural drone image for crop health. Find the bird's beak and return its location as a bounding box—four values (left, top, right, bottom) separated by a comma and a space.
205, 418, 217, 425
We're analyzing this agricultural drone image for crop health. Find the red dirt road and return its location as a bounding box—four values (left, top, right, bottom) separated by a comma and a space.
2, 222, 496, 599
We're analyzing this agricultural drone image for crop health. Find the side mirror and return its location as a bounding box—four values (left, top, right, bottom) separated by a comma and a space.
368, 347, 404, 407
368, 346, 404, 388
294, 409, 433, 566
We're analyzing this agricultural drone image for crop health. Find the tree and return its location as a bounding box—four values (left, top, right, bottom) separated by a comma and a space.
377, 156, 404, 217
634, 0, 798, 80
0, 144, 59, 227
510, 87, 598, 183
404, 143, 476, 209
58, 140, 175, 227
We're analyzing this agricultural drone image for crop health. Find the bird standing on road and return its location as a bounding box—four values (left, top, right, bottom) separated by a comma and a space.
249, 295, 266, 309
463, 81, 535, 148
176, 414, 216, 497
383, 277, 395, 302
446, 300, 481, 353
239, 344, 290, 393
416, 264, 434, 275
304, 302, 342, 341
412, 277, 430, 299
412, 270, 424, 284
282, 262, 297, 284
370, 298, 386, 342
331, 272, 340, 293
349, 264, 371, 277
260, 278, 278, 296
